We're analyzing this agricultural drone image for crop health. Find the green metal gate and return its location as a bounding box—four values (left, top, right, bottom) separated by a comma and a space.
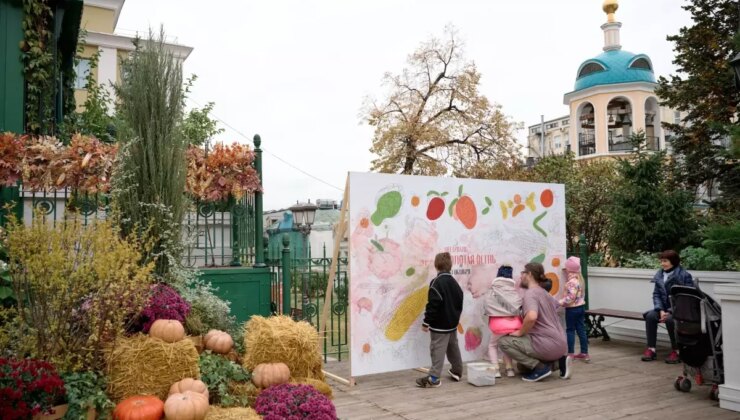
267, 238, 349, 361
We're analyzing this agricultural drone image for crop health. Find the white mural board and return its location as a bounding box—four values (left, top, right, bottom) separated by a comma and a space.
348, 172, 566, 377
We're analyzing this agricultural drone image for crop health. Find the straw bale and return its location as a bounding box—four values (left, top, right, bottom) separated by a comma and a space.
205, 406, 261, 420
107, 334, 200, 402
243, 316, 324, 381
291, 377, 333, 399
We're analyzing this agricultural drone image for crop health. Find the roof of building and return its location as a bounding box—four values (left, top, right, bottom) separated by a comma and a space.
574, 49, 655, 92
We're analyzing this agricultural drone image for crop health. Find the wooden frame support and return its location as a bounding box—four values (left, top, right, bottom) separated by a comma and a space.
318, 175, 354, 386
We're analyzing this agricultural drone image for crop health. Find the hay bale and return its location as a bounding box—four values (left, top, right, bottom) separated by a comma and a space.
107, 334, 199, 402
291, 377, 333, 399
205, 406, 261, 420
243, 316, 324, 381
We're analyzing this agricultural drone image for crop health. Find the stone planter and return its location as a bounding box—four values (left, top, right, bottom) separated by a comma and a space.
32, 404, 96, 420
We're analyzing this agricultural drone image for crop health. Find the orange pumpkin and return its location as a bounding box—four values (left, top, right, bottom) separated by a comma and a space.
169, 378, 209, 401
113, 395, 164, 420
149, 320, 185, 343
164, 391, 209, 420
252, 362, 291, 388
203, 330, 233, 354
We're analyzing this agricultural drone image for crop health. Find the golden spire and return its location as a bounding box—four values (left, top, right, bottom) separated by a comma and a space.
603, 0, 619, 23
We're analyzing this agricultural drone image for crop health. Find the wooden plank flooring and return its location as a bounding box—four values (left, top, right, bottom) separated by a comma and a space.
325, 340, 739, 420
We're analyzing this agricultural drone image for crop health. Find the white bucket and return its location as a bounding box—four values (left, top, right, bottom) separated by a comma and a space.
467, 362, 497, 386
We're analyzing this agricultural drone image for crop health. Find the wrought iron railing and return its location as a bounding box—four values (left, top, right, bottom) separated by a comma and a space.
267, 241, 349, 361
0, 186, 257, 268
579, 132, 596, 156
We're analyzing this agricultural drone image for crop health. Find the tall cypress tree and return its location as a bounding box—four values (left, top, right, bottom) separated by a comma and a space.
111, 28, 188, 279
655, 0, 739, 207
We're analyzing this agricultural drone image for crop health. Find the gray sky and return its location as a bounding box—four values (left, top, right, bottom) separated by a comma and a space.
117, 0, 692, 211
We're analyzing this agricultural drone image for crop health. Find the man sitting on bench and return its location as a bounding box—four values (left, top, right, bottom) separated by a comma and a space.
642, 250, 694, 363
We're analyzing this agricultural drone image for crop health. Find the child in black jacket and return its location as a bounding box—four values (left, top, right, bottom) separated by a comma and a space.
417, 252, 464, 388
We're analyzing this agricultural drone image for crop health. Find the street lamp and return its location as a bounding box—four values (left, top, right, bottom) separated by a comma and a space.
290, 200, 318, 238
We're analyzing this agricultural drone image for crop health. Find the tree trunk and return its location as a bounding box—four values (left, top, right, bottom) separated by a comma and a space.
402, 156, 415, 174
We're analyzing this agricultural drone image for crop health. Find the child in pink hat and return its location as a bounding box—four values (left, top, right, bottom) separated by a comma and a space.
559, 257, 589, 362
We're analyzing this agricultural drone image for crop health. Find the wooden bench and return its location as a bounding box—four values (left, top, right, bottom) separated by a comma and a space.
586, 308, 644, 341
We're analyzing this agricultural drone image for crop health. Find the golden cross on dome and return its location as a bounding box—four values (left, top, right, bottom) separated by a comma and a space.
603, 0, 619, 23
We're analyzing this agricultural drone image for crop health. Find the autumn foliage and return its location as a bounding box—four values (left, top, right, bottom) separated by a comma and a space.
0, 133, 261, 199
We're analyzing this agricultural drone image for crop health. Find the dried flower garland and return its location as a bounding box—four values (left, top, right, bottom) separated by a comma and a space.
0, 134, 261, 199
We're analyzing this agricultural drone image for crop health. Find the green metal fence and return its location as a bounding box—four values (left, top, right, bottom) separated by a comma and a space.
267, 237, 350, 362
0, 186, 257, 268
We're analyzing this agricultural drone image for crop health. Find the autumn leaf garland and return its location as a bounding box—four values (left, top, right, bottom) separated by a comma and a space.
0, 134, 262, 198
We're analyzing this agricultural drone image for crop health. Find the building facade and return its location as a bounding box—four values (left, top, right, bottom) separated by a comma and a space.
527, 0, 683, 160
74, 0, 193, 110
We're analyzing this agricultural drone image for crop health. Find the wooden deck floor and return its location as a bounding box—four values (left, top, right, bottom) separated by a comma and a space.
325, 340, 739, 420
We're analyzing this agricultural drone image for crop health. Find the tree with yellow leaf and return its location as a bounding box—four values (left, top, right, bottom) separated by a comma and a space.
364, 26, 521, 176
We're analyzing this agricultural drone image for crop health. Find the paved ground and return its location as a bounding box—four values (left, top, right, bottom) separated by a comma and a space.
325, 340, 739, 419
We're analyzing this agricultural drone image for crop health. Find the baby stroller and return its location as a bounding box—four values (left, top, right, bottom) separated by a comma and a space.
669, 283, 723, 400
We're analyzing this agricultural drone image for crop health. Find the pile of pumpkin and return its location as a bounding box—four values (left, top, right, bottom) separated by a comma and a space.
107, 316, 334, 419
108, 320, 242, 420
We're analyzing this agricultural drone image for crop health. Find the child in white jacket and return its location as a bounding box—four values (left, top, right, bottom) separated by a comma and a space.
484, 265, 523, 377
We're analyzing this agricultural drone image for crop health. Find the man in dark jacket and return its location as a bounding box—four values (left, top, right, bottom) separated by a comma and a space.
416, 252, 464, 388
642, 250, 694, 363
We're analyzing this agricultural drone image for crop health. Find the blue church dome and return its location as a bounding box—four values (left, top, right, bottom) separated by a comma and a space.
574, 50, 656, 91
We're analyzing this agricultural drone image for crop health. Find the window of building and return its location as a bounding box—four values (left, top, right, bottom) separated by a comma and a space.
74, 58, 91, 89
578, 62, 606, 78
630, 58, 652, 70
546, 122, 558, 130
673, 111, 681, 124
561, 119, 569, 126
554, 135, 561, 150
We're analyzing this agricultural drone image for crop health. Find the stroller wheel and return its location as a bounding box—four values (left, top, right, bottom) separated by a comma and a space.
680, 378, 692, 392
710, 385, 719, 401
674, 377, 683, 391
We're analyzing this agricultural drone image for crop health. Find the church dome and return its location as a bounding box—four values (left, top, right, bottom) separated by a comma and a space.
574, 50, 655, 91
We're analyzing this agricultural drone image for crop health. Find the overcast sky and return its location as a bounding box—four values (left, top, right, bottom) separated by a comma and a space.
117, 0, 692, 211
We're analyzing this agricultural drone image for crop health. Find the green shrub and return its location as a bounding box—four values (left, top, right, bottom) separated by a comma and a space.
680, 246, 725, 271
702, 220, 740, 262
619, 251, 660, 269
198, 351, 250, 407
61, 371, 114, 420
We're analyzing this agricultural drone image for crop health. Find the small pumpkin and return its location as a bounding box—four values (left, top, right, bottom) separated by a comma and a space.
169, 378, 209, 401
252, 362, 291, 388
113, 395, 164, 420
149, 319, 185, 343
203, 329, 233, 354
164, 391, 209, 420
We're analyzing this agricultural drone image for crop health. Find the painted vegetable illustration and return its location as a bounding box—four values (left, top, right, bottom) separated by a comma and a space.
545, 272, 560, 297
541, 189, 554, 208
449, 185, 477, 229
465, 327, 482, 351
385, 286, 429, 341
371, 190, 402, 226
368, 238, 402, 279
533, 211, 548, 237
426, 190, 448, 221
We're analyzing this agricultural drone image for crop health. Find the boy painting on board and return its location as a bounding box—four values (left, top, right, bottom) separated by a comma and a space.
417, 252, 465, 387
